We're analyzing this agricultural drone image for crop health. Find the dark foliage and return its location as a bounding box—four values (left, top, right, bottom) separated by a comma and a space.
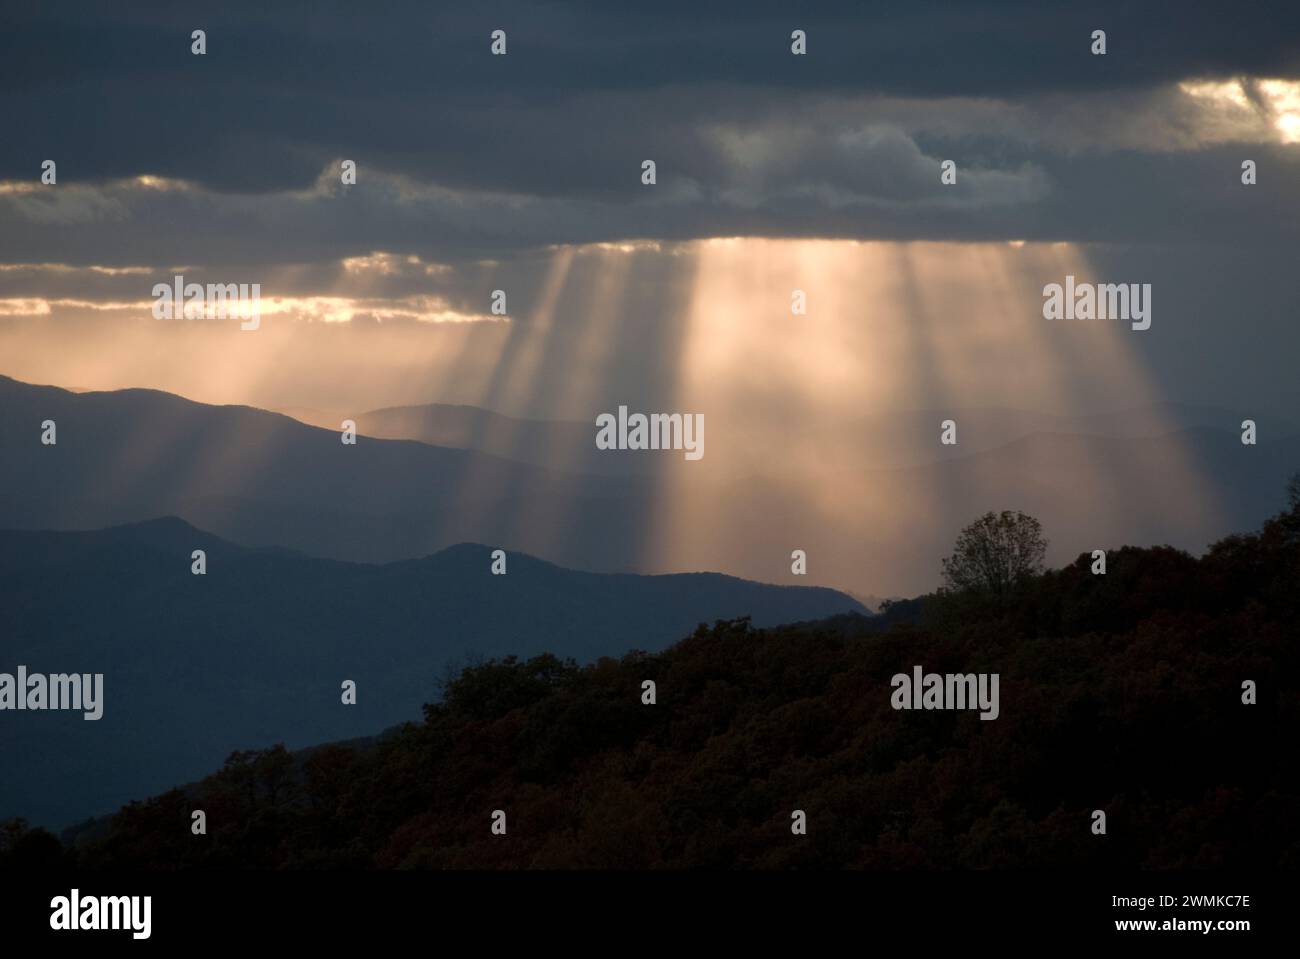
6, 490, 1298, 870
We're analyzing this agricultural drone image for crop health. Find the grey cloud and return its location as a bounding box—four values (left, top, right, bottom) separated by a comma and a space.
3, 0, 1299, 193
2, 1, 1299, 267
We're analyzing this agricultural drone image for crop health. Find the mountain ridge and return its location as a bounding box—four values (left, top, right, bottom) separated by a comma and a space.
0, 516, 866, 830
2, 374, 1296, 596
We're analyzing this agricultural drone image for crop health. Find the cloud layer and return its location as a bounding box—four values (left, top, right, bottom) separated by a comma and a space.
3, 0, 1300, 270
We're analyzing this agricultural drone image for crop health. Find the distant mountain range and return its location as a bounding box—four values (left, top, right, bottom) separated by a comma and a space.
0, 517, 865, 829
278, 398, 1300, 473
274, 402, 655, 477
0, 374, 660, 569
3, 375, 1297, 597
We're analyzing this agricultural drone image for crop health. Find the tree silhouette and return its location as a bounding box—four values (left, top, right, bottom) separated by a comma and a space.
940, 510, 1047, 600
37, 492, 1300, 872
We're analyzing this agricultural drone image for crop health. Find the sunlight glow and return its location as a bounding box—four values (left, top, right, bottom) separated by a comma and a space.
639, 237, 1223, 593
1179, 77, 1300, 143
0, 239, 1227, 598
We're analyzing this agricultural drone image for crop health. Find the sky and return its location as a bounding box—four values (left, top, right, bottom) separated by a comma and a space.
1, 0, 1298, 421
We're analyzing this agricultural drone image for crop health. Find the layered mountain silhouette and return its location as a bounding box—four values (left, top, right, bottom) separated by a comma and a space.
0, 517, 865, 828
29, 491, 1300, 870
0, 374, 666, 569
280, 398, 1300, 473
3, 374, 1297, 597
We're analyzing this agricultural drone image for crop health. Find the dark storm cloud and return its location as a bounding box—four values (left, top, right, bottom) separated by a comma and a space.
1, 0, 1299, 265
3, 0, 1299, 190
3, 138, 1300, 271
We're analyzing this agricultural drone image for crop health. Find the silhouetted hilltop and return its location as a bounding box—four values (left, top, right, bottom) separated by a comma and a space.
19, 495, 1297, 870
0, 517, 864, 829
